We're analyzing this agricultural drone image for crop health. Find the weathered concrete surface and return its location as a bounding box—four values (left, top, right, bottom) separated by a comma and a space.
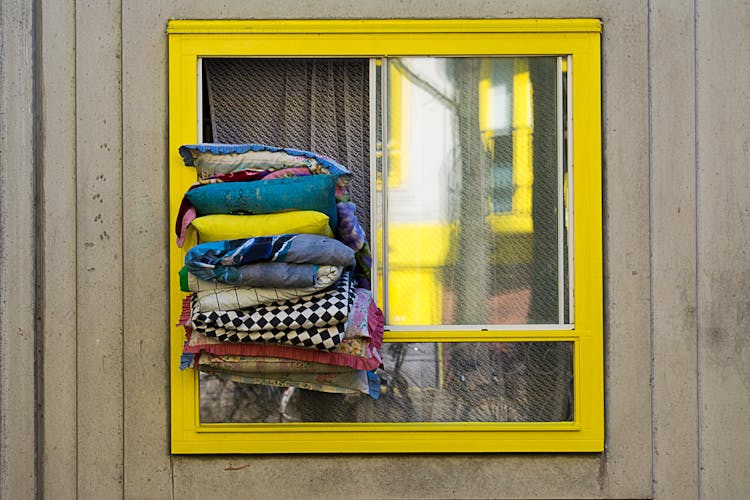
650, 1, 699, 498
0, 0, 37, 498
121, 0, 173, 497
696, 1, 750, 498
40, 0, 78, 497
596, 3, 653, 496
172, 454, 606, 500
75, 0, 124, 497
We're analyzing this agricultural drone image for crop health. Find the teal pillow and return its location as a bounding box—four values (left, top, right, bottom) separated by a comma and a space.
185, 174, 338, 232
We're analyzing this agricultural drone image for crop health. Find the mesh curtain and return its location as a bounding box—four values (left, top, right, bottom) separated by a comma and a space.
204, 58, 371, 237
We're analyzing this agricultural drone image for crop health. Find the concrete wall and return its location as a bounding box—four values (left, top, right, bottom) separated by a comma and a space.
1, 0, 748, 498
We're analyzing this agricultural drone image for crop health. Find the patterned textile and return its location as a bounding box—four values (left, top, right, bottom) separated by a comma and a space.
183, 264, 340, 292
198, 354, 351, 374
337, 201, 372, 288
336, 201, 366, 251
189, 266, 342, 311
196, 322, 346, 351
179, 143, 351, 179
187, 261, 336, 289
262, 167, 311, 180
185, 329, 380, 369
343, 288, 374, 339
181, 288, 384, 371
197, 354, 380, 398
186, 233, 355, 270
192, 272, 354, 333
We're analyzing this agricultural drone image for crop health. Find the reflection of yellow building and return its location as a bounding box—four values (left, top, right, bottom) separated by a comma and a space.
383, 223, 453, 325
484, 59, 534, 265
383, 57, 537, 326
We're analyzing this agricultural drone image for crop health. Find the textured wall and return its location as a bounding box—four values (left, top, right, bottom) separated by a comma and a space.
1, 0, 749, 498
0, 0, 37, 498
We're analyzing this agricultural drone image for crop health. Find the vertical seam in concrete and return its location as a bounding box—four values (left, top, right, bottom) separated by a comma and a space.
119, 1, 125, 497
693, 0, 703, 497
73, 0, 79, 494
646, 1, 655, 498
32, 0, 43, 496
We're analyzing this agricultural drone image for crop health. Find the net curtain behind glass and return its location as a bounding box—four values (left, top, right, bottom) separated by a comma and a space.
203, 58, 371, 237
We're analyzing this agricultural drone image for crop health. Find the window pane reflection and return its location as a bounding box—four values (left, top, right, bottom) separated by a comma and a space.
199, 342, 573, 423
380, 57, 568, 326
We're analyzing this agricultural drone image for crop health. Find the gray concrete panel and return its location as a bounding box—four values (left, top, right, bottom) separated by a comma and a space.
40, 0, 78, 497
75, 0, 124, 497
595, 3, 653, 497
649, 1, 699, 498
0, 0, 38, 497
121, 1, 173, 498
165, 0, 611, 22
172, 455, 604, 500
696, 1, 750, 498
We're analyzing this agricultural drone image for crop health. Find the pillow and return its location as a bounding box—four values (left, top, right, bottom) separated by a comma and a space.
179, 143, 351, 180
185, 175, 338, 232
190, 211, 333, 243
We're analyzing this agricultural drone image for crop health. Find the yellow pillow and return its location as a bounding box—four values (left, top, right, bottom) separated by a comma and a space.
191, 211, 334, 242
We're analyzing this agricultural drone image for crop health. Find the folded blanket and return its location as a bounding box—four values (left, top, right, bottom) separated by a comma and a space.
186, 262, 334, 288
197, 354, 352, 374
191, 272, 355, 333
186, 234, 355, 270
182, 289, 384, 371
185, 266, 342, 311
197, 354, 380, 398
193, 321, 347, 351
179, 143, 351, 179
262, 167, 311, 180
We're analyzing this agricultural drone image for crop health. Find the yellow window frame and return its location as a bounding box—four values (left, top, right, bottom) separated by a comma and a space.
168, 19, 602, 454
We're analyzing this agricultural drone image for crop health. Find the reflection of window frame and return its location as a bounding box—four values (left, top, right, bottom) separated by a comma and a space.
482, 58, 535, 233
168, 19, 602, 454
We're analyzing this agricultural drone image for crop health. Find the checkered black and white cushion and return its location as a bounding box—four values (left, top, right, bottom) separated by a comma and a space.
195, 322, 346, 351
190, 272, 355, 351
192, 272, 354, 332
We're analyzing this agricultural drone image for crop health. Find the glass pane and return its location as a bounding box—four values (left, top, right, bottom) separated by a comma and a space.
199, 342, 574, 423
380, 57, 568, 326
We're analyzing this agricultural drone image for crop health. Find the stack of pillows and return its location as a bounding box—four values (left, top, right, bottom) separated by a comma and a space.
176, 144, 383, 399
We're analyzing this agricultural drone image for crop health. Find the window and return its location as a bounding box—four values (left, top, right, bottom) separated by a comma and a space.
169, 19, 602, 453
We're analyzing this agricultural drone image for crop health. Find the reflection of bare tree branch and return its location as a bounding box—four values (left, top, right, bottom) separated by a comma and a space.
390, 60, 457, 110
